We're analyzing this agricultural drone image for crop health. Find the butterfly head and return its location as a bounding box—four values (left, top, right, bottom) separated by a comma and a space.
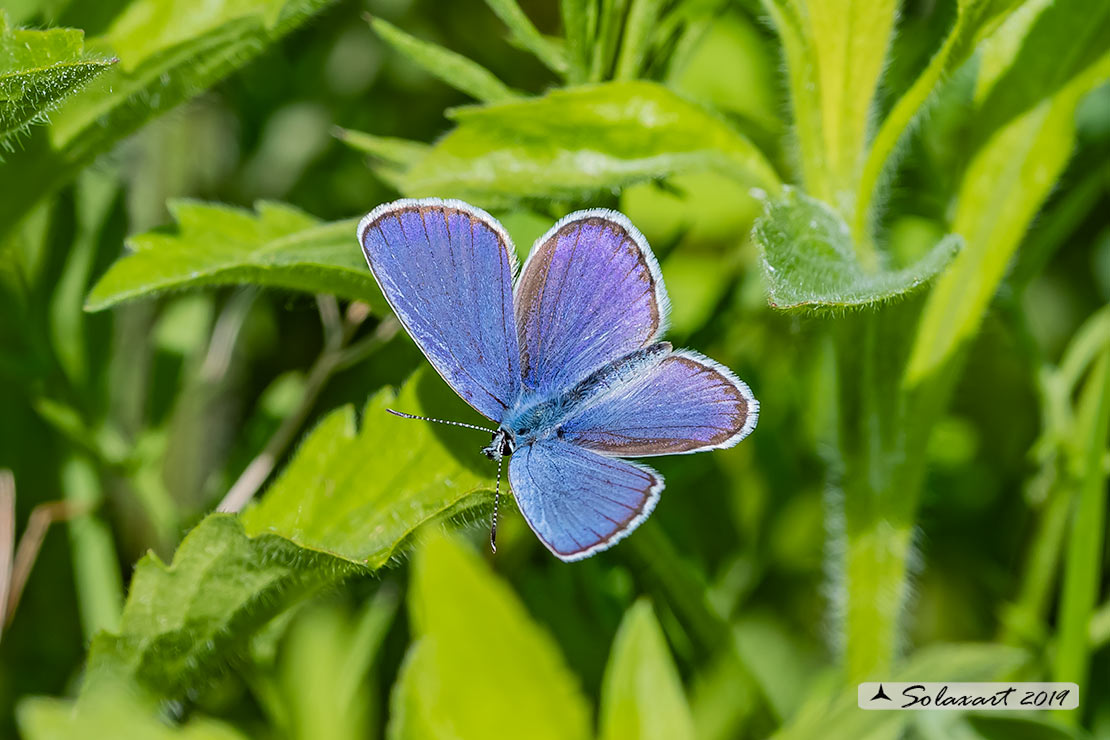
482, 428, 516, 461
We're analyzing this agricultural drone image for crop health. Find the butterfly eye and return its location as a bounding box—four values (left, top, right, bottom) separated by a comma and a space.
518, 427, 532, 435
556, 426, 565, 439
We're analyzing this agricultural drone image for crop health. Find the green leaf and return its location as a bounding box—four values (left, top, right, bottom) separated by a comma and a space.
400, 81, 780, 206
482, 0, 567, 75
613, 0, 665, 81
333, 127, 430, 190
241, 371, 495, 566
86, 370, 495, 696
0, 12, 115, 150
86, 201, 382, 311
600, 600, 695, 740
389, 534, 591, 740
754, 187, 961, 309
0, 0, 337, 241
854, 0, 1026, 240
370, 17, 517, 103
772, 643, 1028, 740
905, 52, 1110, 385
762, 0, 898, 212
560, 0, 592, 84
973, 0, 1110, 148
19, 684, 248, 740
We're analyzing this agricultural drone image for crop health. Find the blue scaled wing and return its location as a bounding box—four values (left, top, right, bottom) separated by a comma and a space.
561, 350, 758, 456
508, 438, 662, 561
359, 199, 521, 421
514, 210, 669, 398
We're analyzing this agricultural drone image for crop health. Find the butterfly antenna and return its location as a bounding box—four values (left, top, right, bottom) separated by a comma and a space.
386, 408, 495, 434
490, 453, 503, 553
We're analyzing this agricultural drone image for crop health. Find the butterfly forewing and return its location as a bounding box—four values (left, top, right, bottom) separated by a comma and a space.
508, 439, 662, 561
359, 199, 521, 421
560, 350, 758, 456
514, 210, 669, 398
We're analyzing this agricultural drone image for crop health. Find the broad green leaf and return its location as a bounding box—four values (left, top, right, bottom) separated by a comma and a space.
0, 12, 115, 149
86, 370, 495, 696
855, 0, 1026, 239
241, 371, 495, 565
600, 600, 695, 740
772, 643, 1028, 740
19, 682, 247, 740
85, 201, 382, 311
754, 187, 960, 308
370, 17, 517, 103
0, 0, 337, 240
905, 54, 1110, 385
482, 0, 567, 75
389, 534, 591, 740
762, 0, 898, 212
401, 81, 780, 206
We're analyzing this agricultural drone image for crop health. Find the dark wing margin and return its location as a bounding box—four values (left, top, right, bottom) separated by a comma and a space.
514, 209, 670, 399
359, 198, 521, 421
508, 438, 663, 562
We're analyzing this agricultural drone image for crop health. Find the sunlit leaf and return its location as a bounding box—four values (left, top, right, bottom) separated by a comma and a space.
401, 81, 780, 206
389, 534, 591, 740
370, 17, 517, 103
85, 370, 495, 696
600, 600, 695, 740
762, 0, 898, 209
754, 187, 960, 308
86, 201, 381, 311
0, 0, 337, 240
0, 12, 115, 150
905, 52, 1110, 384
19, 682, 248, 740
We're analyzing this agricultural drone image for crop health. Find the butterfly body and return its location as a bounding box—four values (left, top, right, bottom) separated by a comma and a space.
359, 198, 758, 561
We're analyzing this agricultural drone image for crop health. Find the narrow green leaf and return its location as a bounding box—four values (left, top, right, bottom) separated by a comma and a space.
86, 370, 495, 696
754, 187, 961, 309
482, 0, 567, 75
772, 643, 1028, 740
762, 0, 898, 215
388, 534, 591, 740
401, 81, 780, 206
333, 127, 430, 190
370, 17, 517, 103
0, 12, 115, 149
1052, 350, 1110, 707
973, 0, 1110, 148
85, 201, 382, 311
613, 0, 665, 80
0, 0, 337, 241
560, 0, 592, 84
905, 53, 1110, 385
600, 600, 695, 740
854, 0, 1025, 240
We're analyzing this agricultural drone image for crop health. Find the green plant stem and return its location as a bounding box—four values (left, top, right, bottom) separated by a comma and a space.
1052, 350, 1110, 719
852, 15, 963, 245
63, 456, 123, 640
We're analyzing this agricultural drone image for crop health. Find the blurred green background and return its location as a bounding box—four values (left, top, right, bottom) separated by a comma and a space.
0, 0, 1108, 738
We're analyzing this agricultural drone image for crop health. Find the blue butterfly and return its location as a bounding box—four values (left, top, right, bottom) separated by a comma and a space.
359, 199, 758, 561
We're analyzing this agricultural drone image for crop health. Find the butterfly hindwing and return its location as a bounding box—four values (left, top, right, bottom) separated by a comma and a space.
359, 199, 521, 421
508, 438, 662, 561
560, 350, 758, 456
514, 210, 669, 398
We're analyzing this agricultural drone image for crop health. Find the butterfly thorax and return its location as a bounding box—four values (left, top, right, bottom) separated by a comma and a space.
492, 341, 672, 454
